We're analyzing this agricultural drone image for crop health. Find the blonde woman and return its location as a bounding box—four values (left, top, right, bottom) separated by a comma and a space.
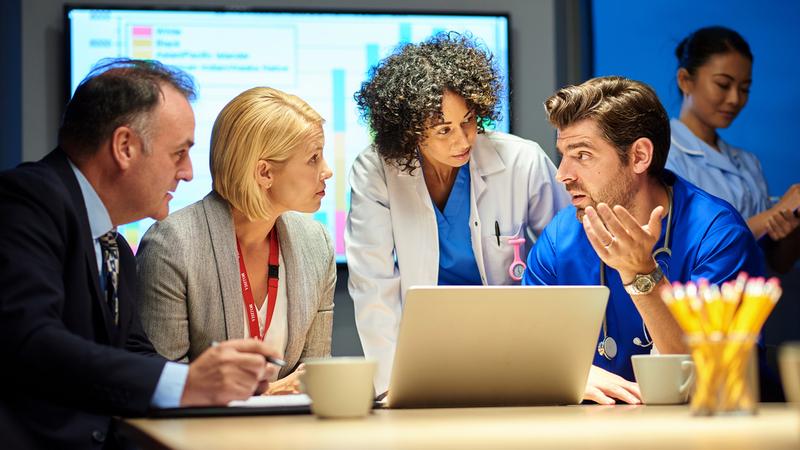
138, 87, 335, 395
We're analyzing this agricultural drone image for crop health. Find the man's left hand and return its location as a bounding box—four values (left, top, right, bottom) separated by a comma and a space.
583, 203, 665, 284
583, 365, 642, 405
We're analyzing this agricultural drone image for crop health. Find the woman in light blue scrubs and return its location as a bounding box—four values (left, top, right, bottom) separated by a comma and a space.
667, 26, 799, 270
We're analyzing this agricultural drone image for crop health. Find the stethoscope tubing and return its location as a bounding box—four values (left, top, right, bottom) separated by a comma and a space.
598, 186, 674, 359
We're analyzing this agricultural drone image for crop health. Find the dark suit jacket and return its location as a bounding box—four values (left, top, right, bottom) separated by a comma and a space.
0, 149, 167, 449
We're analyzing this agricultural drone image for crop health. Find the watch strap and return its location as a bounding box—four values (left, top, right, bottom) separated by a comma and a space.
624, 265, 663, 295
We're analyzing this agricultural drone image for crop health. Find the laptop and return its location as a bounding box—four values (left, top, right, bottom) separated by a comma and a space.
386, 285, 609, 408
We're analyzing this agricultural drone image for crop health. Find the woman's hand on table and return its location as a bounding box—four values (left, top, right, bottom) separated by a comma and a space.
263, 363, 306, 396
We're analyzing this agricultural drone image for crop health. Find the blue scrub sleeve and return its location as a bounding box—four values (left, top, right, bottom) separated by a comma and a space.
522, 223, 558, 286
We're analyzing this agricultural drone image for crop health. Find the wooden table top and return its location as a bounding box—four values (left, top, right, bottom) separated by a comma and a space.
120, 403, 800, 450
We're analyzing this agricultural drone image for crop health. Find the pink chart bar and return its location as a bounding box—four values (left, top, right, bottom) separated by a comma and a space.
335, 211, 346, 255
131, 26, 153, 37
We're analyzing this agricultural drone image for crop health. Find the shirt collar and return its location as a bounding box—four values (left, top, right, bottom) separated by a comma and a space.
669, 118, 740, 174
69, 160, 114, 240
669, 119, 705, 156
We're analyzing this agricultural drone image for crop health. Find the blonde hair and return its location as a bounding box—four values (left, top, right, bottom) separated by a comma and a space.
210, 87, 324, 220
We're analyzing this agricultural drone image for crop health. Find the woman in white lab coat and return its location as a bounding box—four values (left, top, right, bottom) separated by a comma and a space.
346, 32, 569, 394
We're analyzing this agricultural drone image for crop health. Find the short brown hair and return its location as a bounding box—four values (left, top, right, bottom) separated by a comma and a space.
59, 58, 196, 157
544, 76, 670, 178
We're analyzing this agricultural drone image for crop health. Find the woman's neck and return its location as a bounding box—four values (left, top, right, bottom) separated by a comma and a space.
420, 156, 460, 211
421, 156, 459, 190
231, 208, 277, 249
679, 107, 719, 151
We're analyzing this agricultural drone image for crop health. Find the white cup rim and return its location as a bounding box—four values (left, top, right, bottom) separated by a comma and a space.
632, 354, 691, 360
303, 357, 377, 366
780, 342, 800, 357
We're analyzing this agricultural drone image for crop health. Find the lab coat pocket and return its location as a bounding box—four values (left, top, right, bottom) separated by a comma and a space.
481, 222, 524, 285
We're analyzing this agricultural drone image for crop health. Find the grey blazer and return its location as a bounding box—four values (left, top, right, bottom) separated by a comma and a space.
137, 192, 335, 378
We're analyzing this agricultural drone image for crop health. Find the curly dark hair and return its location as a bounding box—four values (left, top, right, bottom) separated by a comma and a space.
355, 32, 502, 174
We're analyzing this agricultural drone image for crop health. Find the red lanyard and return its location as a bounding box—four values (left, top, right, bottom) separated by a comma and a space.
236, 229, 280, 341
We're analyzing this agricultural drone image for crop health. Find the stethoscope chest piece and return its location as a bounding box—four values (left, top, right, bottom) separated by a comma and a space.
598, 336, 617, 360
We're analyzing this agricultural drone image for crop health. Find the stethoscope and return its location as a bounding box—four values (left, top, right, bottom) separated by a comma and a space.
597, 186, 673, 360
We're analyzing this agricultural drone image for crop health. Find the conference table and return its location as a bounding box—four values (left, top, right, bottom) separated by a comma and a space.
119, 403, 800, 449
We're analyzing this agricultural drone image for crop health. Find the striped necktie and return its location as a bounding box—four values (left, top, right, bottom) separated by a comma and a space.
98, 231, 119, 326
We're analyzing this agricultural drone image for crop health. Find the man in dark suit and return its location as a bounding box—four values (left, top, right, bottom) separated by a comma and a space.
0, 59, 280, 448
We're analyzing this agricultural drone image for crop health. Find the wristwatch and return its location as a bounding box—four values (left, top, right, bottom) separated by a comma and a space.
623, 265, 664, 296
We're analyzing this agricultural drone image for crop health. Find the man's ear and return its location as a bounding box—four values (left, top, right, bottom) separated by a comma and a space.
109, 126, 140, 170
629, 137, 654, 175
255, 159, 274, 191
677, 68, 693, 97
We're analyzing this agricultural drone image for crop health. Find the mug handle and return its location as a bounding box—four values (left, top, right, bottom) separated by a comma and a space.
679, 360, 695, 395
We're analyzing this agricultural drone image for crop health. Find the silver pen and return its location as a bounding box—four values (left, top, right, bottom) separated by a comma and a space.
210, 340, 287, 367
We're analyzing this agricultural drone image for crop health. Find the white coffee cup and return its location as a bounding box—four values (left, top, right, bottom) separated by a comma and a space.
301, 357, 377, 418
779, 342, 800, 404
632, 354, 695, 405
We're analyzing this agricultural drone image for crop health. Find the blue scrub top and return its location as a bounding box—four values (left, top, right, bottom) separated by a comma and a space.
666, 119, 770, 219
522, 171, 764, 381
434, 163, 482, 286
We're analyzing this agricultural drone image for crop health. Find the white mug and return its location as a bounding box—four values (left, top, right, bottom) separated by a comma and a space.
632, 354, 695, 405
779, 342, 800, 404
301, 357, 376, 419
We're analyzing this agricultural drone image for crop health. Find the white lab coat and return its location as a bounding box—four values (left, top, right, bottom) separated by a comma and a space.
345, 132, 569, 393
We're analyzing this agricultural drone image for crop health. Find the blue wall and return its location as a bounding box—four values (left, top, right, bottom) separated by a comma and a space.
593, 0, 800, 197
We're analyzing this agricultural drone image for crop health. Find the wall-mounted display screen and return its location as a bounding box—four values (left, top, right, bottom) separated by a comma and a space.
67, 7, 510, 261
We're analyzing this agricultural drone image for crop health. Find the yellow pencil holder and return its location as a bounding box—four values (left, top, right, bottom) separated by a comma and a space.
687, 333, 759, 416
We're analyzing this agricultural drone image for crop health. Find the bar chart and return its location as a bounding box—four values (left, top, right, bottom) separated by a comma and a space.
68, 9, 509, 260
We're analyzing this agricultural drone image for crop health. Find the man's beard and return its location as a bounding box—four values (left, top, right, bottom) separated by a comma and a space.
567, 167, 636, 222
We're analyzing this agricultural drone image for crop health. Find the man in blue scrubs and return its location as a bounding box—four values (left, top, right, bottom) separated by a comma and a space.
523, 76, 763, 404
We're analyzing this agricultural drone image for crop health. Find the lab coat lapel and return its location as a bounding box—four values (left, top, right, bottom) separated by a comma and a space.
468, 134, 506, 285
469, 133, 506, 202
393, 160, 436, 217
393, 160, 439, 286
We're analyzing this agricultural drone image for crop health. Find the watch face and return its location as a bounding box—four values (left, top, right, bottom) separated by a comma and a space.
634, 276, 655, 293
512, 263, 525, 278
